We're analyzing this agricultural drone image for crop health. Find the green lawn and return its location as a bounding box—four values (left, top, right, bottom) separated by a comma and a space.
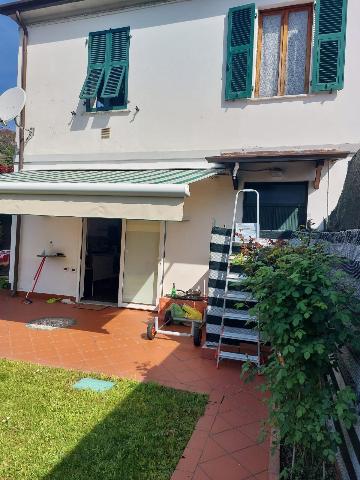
0, 359, 207, 480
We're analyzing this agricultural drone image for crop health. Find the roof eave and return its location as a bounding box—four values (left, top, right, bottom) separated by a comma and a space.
206, 149, 351, 164
0, 0, 180, 22
0, 0, 82, 17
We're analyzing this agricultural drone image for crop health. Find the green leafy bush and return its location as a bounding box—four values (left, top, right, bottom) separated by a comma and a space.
239, 242, 360, 479
0, 128, 16, 166
0, 277, 9, 289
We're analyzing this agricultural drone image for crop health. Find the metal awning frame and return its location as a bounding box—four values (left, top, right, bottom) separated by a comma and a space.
0, 182, 190, 198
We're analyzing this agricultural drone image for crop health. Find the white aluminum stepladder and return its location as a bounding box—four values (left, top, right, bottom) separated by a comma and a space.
216, 189, 261, 368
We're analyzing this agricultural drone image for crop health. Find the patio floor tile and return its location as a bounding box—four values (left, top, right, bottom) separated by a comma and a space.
0, 291, 270, 480
203, 401, 221, 417
199, 438, 227, 463
210, 415, 233, 434
171, 470, 193, 480
232, 444, 269, 474
212, 428, 255, 453
186, 429, 209, 451
177, 447, 203, 473
195, 414, 216, 432
200, 455, 252, 480
239, 421, 268, 444
192, 466, 211, 480
255, 471, 268, 480
220, 409, 259, 428
174, 368, 206, 384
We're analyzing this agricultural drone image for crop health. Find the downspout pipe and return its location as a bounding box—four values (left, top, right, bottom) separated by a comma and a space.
15, 10, 28, 172
11, 10, 28, 296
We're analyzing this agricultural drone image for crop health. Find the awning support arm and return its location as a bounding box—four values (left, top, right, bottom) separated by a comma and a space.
232, 162, 240, 190
313, 160, 325, 190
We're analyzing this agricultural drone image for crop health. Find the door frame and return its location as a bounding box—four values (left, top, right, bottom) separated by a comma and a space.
118, 219, 165, 311
79, 218, 165, 309
77, 218, 88, 303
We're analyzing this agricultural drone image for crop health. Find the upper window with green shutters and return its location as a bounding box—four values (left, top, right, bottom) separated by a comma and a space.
79, 27, 130, 112
225, 0, 348, 101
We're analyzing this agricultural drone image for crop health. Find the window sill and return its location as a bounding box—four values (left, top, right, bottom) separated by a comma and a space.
82, 109, 131, 116
245, 92, 335, 102
251, 94, 309, 101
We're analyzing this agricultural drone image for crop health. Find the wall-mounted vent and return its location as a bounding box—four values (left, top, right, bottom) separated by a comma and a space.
101, 127, 111, 139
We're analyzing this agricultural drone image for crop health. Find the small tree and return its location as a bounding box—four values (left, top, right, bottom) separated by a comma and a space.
0, 128, 16, 167
240, 243, 360, 479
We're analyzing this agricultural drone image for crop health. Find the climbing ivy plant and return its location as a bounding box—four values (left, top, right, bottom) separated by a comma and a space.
239, 242, 360, 479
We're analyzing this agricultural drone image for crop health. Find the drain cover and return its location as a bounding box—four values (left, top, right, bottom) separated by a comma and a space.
73, 378, 115, 392
26, 317, 76, 331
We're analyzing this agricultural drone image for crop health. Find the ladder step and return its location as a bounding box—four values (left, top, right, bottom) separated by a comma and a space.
207, 323, 262, 341
223, 310, 256, 321
231, 240, 258, 246
222, 326, 258, 342
227, 273, 247, 283
208, 306, 247, 319
224, 291, 256, 302
218, 351, 259, 364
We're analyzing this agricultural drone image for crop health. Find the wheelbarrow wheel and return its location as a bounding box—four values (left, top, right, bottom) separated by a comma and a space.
147, 322, 157, 340
193, 323, 202, 347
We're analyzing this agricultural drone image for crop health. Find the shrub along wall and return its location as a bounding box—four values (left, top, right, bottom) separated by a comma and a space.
240, 241, 359, 480
317, 230, 360, 480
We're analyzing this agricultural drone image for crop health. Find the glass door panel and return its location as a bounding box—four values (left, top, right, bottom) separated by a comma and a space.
122, 220, 160, 305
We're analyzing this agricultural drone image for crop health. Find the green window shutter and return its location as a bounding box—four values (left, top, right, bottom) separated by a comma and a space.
101, 28, 130, 99
311, 0, 348, 92
79, 31, 107, 99
225, 4, 256, 100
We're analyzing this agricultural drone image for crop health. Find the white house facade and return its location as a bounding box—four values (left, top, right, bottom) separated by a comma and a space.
0, 0, 358, 308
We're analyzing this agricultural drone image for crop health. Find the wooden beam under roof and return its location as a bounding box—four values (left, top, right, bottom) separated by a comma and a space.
206, 149, 350, 164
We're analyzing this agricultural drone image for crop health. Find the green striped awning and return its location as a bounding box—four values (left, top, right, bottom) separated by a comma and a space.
0, 169, 225, 185
0, 169, 227, 221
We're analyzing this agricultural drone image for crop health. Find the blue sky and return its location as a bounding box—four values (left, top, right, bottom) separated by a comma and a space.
0, 2, 18, 93
0, 2, 19, 129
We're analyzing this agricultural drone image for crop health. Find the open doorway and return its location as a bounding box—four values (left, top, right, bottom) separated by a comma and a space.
0, 215, 12, 288
82, 218, 121, 304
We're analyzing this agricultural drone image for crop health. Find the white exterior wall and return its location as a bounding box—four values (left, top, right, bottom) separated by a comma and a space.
20, 0, 360, 168
8, 0, 359, 299
17, 216, 82, 296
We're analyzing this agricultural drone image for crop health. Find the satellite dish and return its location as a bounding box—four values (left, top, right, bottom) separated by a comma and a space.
0, 87, 26, 124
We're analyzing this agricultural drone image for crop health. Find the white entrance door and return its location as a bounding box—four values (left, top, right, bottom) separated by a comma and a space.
122, 220, 160, 306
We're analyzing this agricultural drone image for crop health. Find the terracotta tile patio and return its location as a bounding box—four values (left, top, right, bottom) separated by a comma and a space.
0, 291, 271, 480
